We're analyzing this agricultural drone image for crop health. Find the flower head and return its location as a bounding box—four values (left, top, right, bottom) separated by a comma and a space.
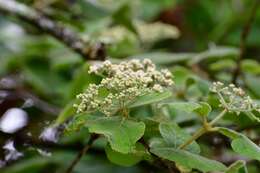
74, 59, 174, 116
210, 82, 260, 115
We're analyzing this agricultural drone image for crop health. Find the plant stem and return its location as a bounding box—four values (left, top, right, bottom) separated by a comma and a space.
178, 109, 227, 150
65, 134, 98, 173
178, 127, 206, 150
209, 109, 227, 126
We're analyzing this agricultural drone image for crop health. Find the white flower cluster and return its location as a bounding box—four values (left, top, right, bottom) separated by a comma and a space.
210, 81, 260, 114
74, 59, 174, 116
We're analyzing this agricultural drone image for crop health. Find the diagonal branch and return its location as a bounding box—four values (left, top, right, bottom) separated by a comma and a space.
232, 0, 259, 84
0, 0, 106, 61
64, 134, 98, 173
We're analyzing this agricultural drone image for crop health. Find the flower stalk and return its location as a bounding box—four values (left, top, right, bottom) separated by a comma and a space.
178, 109, 227, 150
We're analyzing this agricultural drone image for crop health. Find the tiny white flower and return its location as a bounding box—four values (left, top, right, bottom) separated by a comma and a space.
74, 59, 174, 116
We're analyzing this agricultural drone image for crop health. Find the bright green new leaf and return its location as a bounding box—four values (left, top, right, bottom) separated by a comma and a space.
194, 102, 212, 117
151, 148, 227, 172
84, 116, 145, 154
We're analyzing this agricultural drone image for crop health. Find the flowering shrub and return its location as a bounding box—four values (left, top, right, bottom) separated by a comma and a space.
1, 1, 260, 173
58, 59, 260, 173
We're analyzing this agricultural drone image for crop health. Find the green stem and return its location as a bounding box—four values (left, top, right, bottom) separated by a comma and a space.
209, 109, 227, 126
178, 127, 206, 150
178, 109, 227, 150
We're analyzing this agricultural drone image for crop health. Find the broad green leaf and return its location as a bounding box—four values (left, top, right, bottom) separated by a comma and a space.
128, 52, 195, 65
189, 76, 210, 95
112, 3, 137, 35
217, 127, 240, 139
171, 66, 191, 89
244, 74, 260, 97
232, 137, 260, 161
218, 127, 260, 161
209, 59, 236, 71
149, 137, 167, 149
159, 122, 200, 154
105, 143, 148, 166
161, 102, 201, 113
128, 90, 172, 108
84, 116, 145, 153
241, 59, 260, 75
225, 160, 248, 173
151, 148, 227, 172
188, 46, 238, 65
1, 157, 50, 173
194, 102, 212, 117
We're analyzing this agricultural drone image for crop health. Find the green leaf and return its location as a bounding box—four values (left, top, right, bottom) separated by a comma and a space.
231, 137, 260, 161
128, 90, 172, 108
1, 157, 50, 173
136, 21, 179, 42
244, 74, 260, 98
217, 127, 240, 139
244, 112, 260, 123
225, 160, 248, 173
128, 52, 195, 65
151, 148, 227, 172
67, 63, 101, 100
140, 0, 175, 20
112, 3, 137, 35
188, 46, 238, 65
209, 59, 236, 71
56, 100, 77, 124
241, 59, 260, 75
218, 127, 260, 161
161, 102, 201, 113
194, 102, 212, 117
84, 116, 145, 153
159, 122, 200, 154
171, 66, 192, 89
105, 143, 148, 166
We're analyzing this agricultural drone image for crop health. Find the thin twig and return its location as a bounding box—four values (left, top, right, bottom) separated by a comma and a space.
232, 0, 259, 84
64, 134, 98, 173
0, 0, 106, 61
